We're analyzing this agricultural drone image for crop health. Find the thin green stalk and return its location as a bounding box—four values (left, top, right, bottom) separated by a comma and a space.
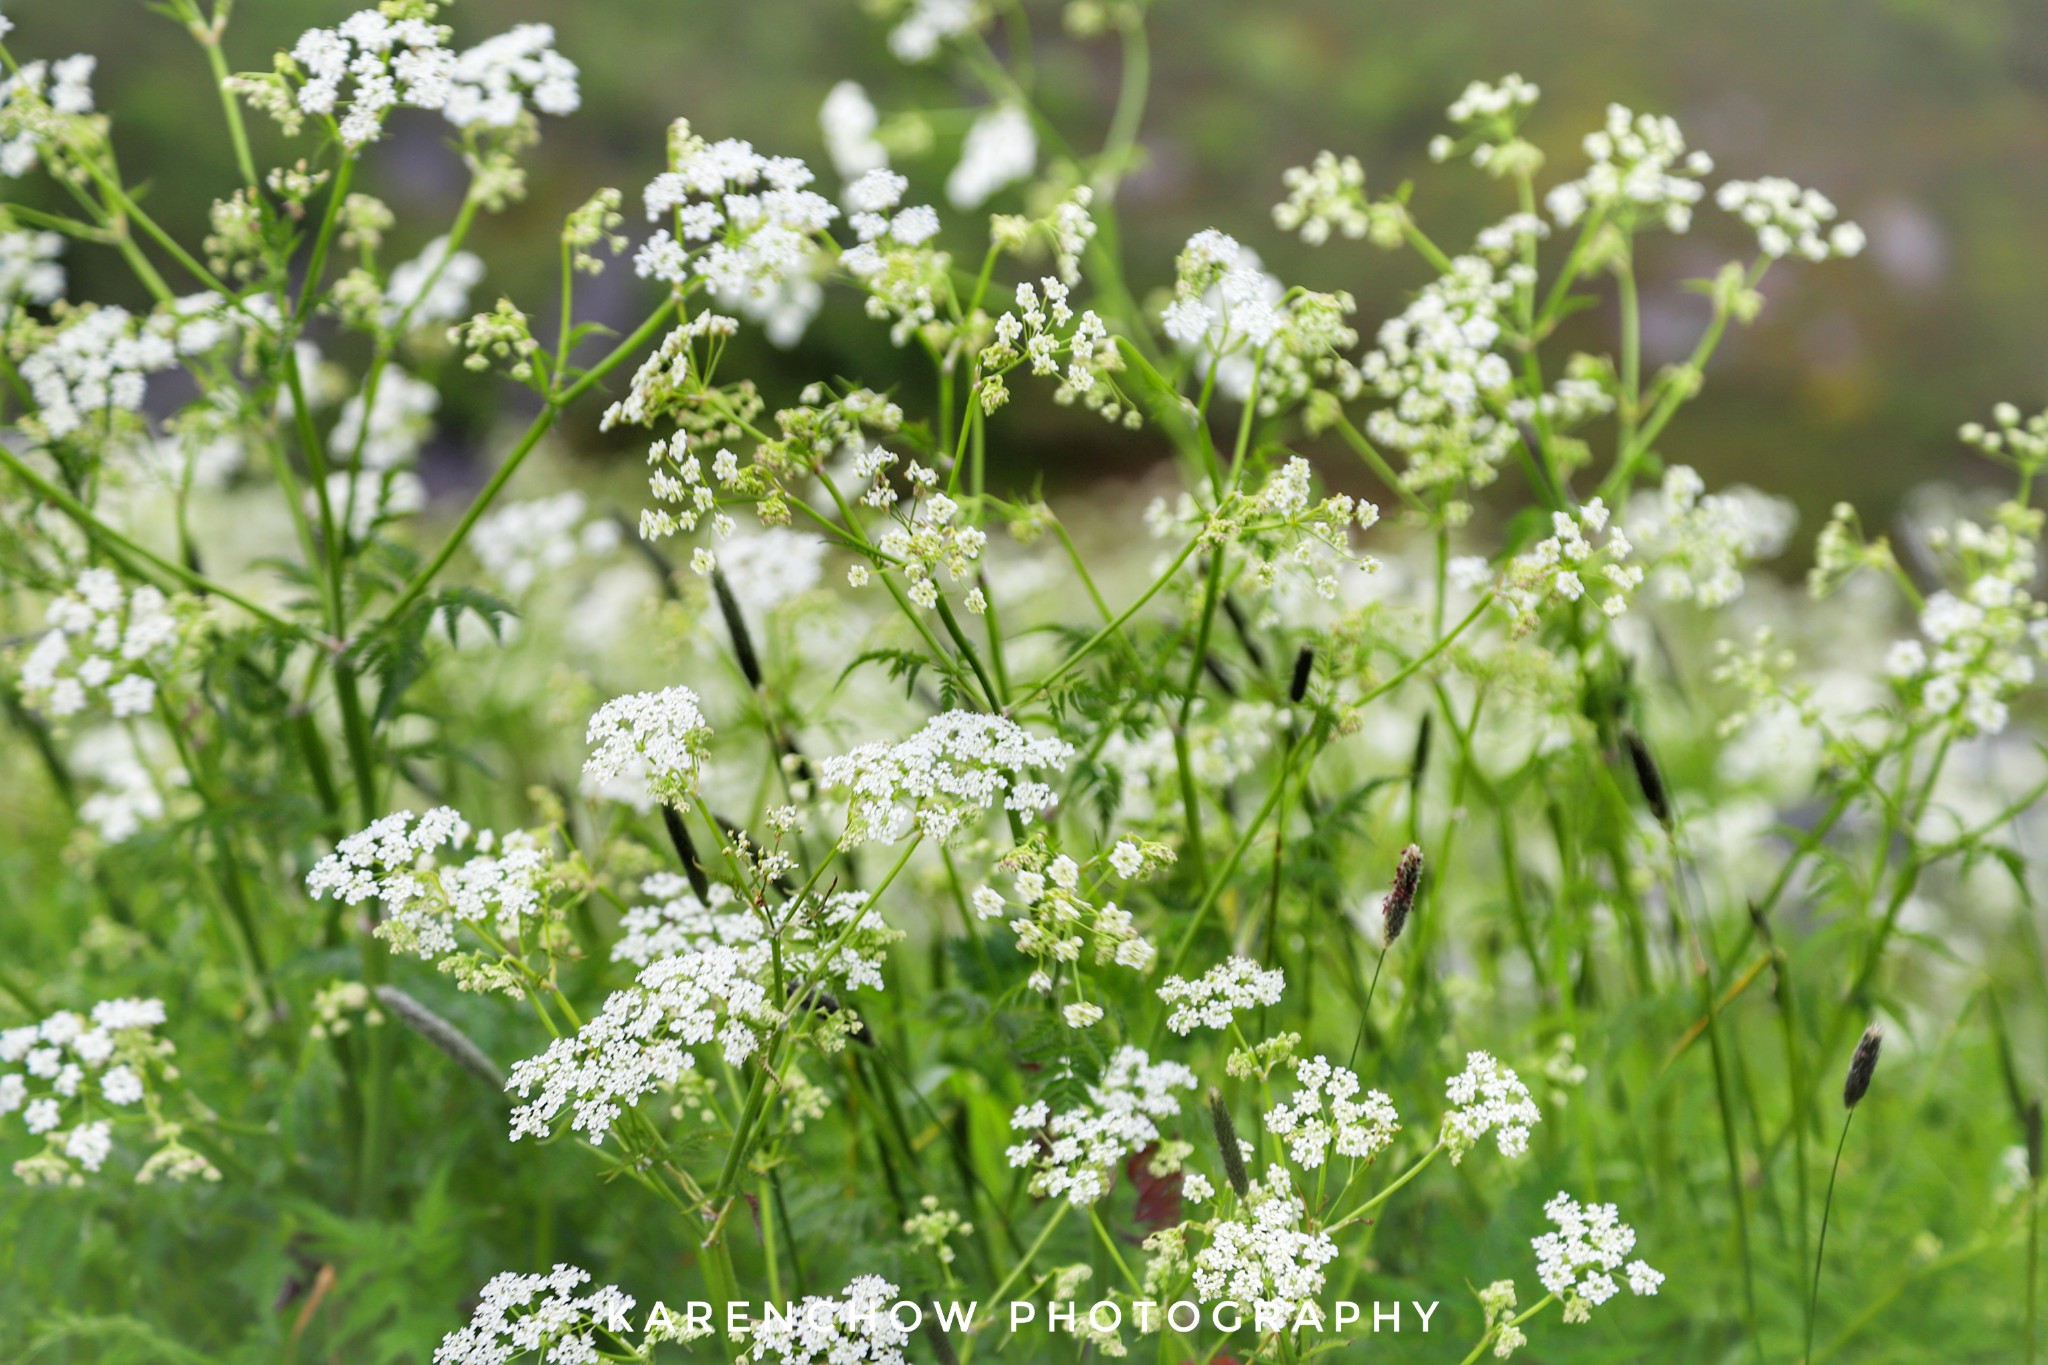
1806, 1109, 1856, 1364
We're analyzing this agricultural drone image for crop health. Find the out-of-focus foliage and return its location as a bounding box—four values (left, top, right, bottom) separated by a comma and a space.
21, 0, 2048, 526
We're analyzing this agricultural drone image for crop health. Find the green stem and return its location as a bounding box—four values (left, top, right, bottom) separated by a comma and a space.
1806, 1108, 1856, 1364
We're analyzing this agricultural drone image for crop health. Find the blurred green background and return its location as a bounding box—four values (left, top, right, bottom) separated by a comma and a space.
19, 0, 2048, 530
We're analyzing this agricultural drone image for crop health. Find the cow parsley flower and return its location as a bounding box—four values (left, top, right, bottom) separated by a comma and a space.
1883, 505, 2045, 737
716, 527, 827, 613
992, 845, 1159, 983
1717, 178, 1864, 262
442, 24, 580, 130
1262, 1055, 1400, 1169
1007, 1047, 1198, 1204
1494, 499, 1643, 632
612, 873, 899, 992
888, 0, 980, 63
329, 366, 439, 469
507, 946, 779, 1142
281, 12, 578, 148
0, 226, 63, 314
19, 305, 178, 441
1273, 151, 1371, 245
434, 1264, 635, 1365
1624, 465, 1794, 608
470, 491, 622, 596
818, 711, 1072, 844
948, 103, 1036, 208
383, 235, 485, 330
1546, 103, 1712, 233
1189, 1167, 1340, 1329
0, 54, 99, 180
1442, 1051, 1542, 1162
19, 569, 190, 722
583, 686, 713, 809
745, 1275, 911, 1364
304, 808, 568, 989
1531, 1192, 1662, 1323
1357, 255, 1518, 494
637, 122, 838, 327
821, 81, 888, 180
1, 998, 213, 1185
1158, 957, 1285, 1035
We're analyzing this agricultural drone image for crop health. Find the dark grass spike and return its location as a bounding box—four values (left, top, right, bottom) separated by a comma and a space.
711, 566, 764, 690
1289, 647, 1314, 704
374, 985, 505, 1092
1208, 1088, 1250, 1198
661, 801, 712, 903
1622, 725, 1672, 829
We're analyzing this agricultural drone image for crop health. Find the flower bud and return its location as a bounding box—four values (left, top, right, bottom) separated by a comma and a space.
1382, 844, 1424, 948
1843, 1024, 1882, 1109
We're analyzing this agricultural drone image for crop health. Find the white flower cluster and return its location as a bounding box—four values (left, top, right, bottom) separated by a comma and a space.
1157, 956, 1285, 1035
71, 726, 178, 844
1441, 1051, 1542, 1163
948, 103, 1036, 209
978, 277, 1123, 425
1883, 508, 2046, 737
820, 81, 888, 180
1447, 74, 1541, 124
1262, 1055, 1400, 1169
717, 527, 827, 614
818, 711, 1072, 844
330, 366, 440, 469
1272, 151, 1370, 245
0, 53, 97, 180
433, 1264, 635, 1365
839, 169, 951, 346
1, 998, 212, 1186
304, 808, 561, 978
1494, 499, 1643, 634
613, 874, 899, 993
1007, 1047, 1198, 1204
636, 432, 717, 541
441, 24, 581, 131
383, 236, 485, 330
744, 1275, 911, 1365
1623, 465, 1794, 608
1716, 178, 1865, 262
611, 874, 741, 966
1189, 1168, 1340, 1327
1357, 255, 1519, 493
637, 124, 838, 326
1428, 75, 1542, 174
289, 12, 579, 147
1531, 1192, 1663, 1324
1546, 104, 1712, 233
1100, 696, 1278, 817
872, 472, 990, 610
1208, 456, 1380, 600
0, 226, 63, 312
888, 0, 981, 63
583, 686, 713, 809
20, 569, 188, 721
984, 849, 1158, 996
471, 491, 622, 596
507, 944, 780, 1142
21, 306, 178, 441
